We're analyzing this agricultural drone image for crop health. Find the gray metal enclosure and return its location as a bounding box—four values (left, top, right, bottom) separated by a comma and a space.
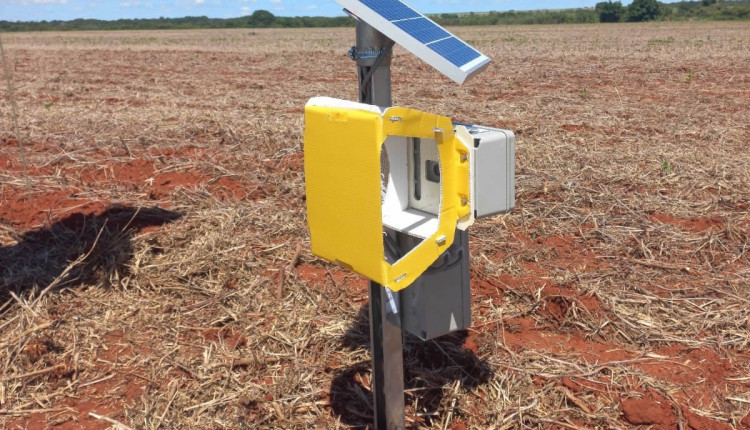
399, 229, 471, 340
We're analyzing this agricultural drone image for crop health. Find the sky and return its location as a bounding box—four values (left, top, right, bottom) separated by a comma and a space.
2, 0, 655, 22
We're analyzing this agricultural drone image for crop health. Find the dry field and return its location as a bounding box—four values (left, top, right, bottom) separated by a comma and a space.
0, 21, 749, 429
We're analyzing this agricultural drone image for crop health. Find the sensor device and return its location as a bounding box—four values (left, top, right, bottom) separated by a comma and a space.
458, 124, 516, 218
304, 97, 515, 292
304, 97, 472, 291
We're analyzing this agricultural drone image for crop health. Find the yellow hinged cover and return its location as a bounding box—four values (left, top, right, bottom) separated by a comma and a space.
304, 97, 472, 291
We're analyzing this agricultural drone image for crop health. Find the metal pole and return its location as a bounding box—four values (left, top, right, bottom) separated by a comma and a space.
355, 21, 392, 107
368, 283, 405, 429
355, 20, 406, 430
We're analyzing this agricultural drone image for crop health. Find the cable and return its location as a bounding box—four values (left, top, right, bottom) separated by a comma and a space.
359, 40, 395, 103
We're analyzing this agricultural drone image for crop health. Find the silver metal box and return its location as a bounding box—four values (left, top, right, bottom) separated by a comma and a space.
464, 124, 516, 219
399, 229, 470, 341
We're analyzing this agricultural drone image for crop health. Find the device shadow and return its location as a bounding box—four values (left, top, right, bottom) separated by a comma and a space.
0, 205, 182, 302
330, 305, 493, 428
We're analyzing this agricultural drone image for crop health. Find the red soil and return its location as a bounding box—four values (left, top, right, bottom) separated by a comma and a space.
0, 188, 109, 229
501, 316, 634, 362
472, 278, 504, 305
620, 390, 736, 430
201, 327, 248, 350
296, 262, 368, 291
1, 155, 258, 230
561, 123, 593, 132
74, 157, 255, 200
474, 228, 741, 429
650, 213, 725, 233
1, 136, 18, 146
620, 391, 678, 429
7, 330, 145, 430
449, 419, 468, 430
77, 158, 157, 186
636, 346, 732, 409
682, 408, 734, 430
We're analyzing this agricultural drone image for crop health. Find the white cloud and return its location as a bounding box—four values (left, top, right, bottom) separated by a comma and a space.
119, 0, 152, 7
21, 0, 69, 4
194, 0, 204, 4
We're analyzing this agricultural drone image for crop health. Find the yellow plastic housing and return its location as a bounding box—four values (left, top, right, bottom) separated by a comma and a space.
304, 97, 471, 291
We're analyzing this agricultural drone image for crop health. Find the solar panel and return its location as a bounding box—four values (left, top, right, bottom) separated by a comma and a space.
335, 0, 490, 84
360, 0, 420, 20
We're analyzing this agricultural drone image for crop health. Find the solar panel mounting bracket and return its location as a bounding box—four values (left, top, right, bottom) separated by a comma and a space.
334, 0, 491, 84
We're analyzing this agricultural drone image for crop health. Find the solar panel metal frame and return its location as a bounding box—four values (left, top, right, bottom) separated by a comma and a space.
335, 0, 490, 84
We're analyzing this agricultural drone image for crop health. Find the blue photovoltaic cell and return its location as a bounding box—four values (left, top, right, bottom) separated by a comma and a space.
427, 37, 482, 67
352, 0, 485, 69
393, 18, 450, 44
360, 0, 420, 21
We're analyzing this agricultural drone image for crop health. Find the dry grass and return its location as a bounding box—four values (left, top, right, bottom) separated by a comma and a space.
0, 22, 748, 429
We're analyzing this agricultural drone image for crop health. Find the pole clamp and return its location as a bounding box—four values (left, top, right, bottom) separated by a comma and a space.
348, 46, 387, 61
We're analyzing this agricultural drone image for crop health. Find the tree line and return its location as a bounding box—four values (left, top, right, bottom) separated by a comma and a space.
1, 1, 748, 32
596, 0, 749, 23
0, 10, 353, 32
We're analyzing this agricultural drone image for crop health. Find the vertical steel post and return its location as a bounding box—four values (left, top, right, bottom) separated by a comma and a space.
355, 20, 406, 430
355, 21, 392, 107
368, 283, 406, 429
